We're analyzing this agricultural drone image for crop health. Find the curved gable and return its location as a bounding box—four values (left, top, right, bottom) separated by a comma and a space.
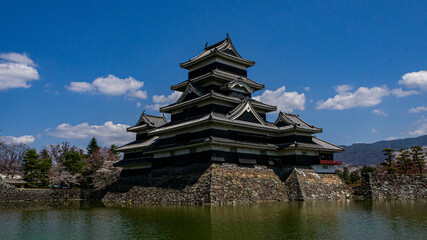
227, 98, 267, 125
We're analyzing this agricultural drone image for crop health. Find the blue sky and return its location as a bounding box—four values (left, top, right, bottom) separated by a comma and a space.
1, 0, 426, 149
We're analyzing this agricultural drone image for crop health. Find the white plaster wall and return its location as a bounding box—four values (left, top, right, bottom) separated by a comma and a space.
311, 165, 335, 173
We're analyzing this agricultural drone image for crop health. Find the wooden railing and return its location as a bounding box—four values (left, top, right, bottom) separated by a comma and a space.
319, 160, 342, 165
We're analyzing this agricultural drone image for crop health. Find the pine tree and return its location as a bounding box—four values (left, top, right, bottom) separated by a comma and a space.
63, 150, 84, 175
410, 146, 425, 174
342, 167, 350, 182
22, 149, 53, 188
335, 169, 343, 179
361, 165, 376, 175
39, 149, 52, 187
86, 137, 100, 156
109, 144, 118, 155
382, 148, 396, 174
396, 148, 412, 174
22, 149, 41, 188
349, 171, 360, 184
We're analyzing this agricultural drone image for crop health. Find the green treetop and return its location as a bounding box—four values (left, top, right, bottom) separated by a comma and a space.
63, 150, 84, 175
22, 149, 40, 187
342, 167, 350, 182
86, 137, 100, 156
22, 149, 52, 188
349, 170, 361, 184
361, 165, 376, 175
38, 149, 53, 187
109, 144, 119, 155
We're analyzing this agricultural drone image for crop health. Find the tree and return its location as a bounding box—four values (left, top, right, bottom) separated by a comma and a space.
86, 137, 100, 156
38, 149, 53, 187
80, 147, 121, 189
382, 148, 396, 174
0, 142, 29, 178
46, 143, 82, 188
22, 149, 42, 187
410, 146, 425, 174
361, 165, 376, 175
349, 171, 361, 184
335, 169, 343, 179
396, 148, 412, 174
91, 147, 121, 189
49, 164, 80, 188
46, 142, 78, 164
63, 150, 84, 175
109, 144, 119, 155
342, 167, 350, 182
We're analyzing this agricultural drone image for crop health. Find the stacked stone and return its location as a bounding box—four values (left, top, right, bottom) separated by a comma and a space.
285, 168, 352, 201
102, 164, 353, 205
355, 173, 427, 199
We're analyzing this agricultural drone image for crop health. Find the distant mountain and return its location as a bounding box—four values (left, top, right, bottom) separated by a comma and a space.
335, 135, 427, 166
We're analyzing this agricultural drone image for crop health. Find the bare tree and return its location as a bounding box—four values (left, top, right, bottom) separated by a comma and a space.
46, 142, 78, 164
0, 142, 29, 179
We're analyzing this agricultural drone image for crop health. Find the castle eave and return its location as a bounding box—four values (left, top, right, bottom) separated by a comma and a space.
171, 70, 264, 92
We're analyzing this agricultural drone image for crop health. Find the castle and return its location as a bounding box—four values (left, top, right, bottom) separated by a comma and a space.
115, 35, 343, 176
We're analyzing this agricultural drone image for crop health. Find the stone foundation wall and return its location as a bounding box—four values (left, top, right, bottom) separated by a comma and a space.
285, 168, 351, 201
209, 164, 289, 204
355, 174, 427, 199
102, 163, 212, 205
0, 179, 100, 202
102, 163, 351, 205
2, 164, 356, 205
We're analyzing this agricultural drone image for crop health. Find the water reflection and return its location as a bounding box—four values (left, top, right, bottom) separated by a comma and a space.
0, 200, 426, 240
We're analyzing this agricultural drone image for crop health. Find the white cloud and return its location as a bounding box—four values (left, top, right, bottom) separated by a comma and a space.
390, 88, 420, 98
46, 121, 134, 146
1, 135, 35, 144
334, 84, 353, 93
146, 91, 181, 111
398, 70, 427, 91
0, 52, 36, 66
316, 85, 390, 110
372, 109, 388, 117
386, 136, 398, 141
67, 81, 94, 93
303, 86, 310, 91
0, 52, 39, 90
409, 123, 427, 136
253, 86, 305, 112
409, 106, 427, 113
371, 128, 377, 133
136, 102, 141, 107
67, 74, 147, 99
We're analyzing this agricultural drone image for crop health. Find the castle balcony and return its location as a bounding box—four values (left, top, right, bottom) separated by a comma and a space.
319, 159, 342, 165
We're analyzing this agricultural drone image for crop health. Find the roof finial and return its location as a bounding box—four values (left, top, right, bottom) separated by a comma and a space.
205, 42, 208, 48
142, 110, 145, 114
226, 33, 229, 39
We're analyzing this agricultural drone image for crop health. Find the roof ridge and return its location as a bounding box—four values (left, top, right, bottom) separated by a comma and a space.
143, 113, 166, 119
205, 37, 228, 51
280, 112, 299, 117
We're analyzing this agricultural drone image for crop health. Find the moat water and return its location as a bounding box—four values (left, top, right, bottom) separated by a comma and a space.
0, 200, 425, 240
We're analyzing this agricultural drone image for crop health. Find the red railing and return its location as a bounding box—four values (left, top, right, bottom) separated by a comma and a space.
320, 160, 342, 165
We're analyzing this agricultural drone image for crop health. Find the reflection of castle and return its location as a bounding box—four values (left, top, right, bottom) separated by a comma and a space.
115, 35, 343, 177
